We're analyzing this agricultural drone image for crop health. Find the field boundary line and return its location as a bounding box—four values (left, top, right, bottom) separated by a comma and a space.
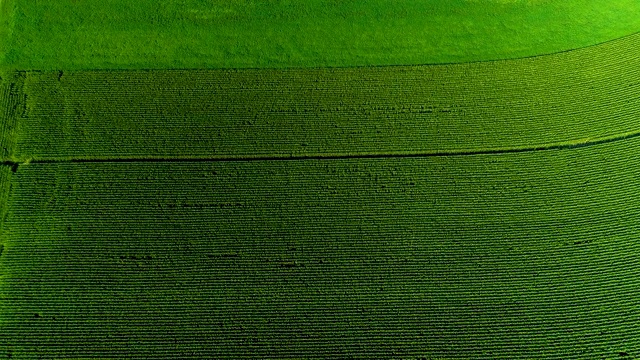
10, 129, 640, 165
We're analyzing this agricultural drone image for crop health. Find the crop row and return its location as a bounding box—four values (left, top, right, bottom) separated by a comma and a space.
0, 72, 25, 162
0, 165, 10, 259
3, 32, 639, 162
2, 135, 640, 358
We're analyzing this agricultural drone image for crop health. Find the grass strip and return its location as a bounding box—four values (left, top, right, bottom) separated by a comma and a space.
1, 0, 639, 69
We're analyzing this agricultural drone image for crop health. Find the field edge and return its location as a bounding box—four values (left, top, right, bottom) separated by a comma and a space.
0, 165, 12, 332
0, 0, 15, 67
0, 70, 24, 163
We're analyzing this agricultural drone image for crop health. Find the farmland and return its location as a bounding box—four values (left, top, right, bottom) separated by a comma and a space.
1, 1, 640, 359
0, 0, 639, 69
4, 32, 640, 162
1, 135, 640, 358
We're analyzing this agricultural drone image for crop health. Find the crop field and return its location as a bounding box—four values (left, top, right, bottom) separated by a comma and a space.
1, 137, 640, 358
1, 1, 640, 359
1, 0, 640, 69
4, 32, 640, 163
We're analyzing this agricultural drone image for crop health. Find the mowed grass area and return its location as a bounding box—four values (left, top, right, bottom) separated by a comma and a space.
1, 137, 640, 359
3, 32, 640, 162
1, 0, 639, 69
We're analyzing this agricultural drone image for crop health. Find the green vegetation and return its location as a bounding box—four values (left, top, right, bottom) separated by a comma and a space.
1, 1, 640, 358
1, 0, 640, 69
0, 70, 22, 164
0, 165, 10, 259
3, 32, 640, 162
1, 136, 639, 358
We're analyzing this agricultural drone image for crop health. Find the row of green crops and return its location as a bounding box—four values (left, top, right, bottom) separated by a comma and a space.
0, 165, 10, 262
1, 135, 639, 358
0, 70, 24, 168
1, 32, 638, 163
1, 0, 640, 69
0, 71, 21, 272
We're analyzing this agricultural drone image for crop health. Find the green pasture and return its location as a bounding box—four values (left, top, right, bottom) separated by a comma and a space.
1, 0, 639, 69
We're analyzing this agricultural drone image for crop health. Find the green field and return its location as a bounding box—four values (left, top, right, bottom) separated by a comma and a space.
2, 32, 640, 163
1, 137, 640, 358
1, 0, 640, 358
1, 0, 640, 69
